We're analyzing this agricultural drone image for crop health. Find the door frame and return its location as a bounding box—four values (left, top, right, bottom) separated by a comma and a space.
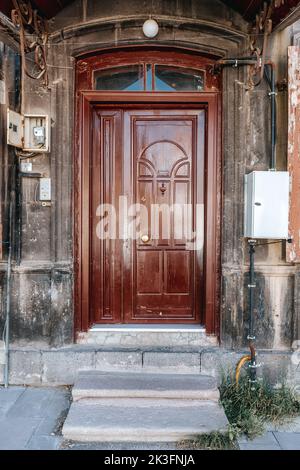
74, 91, 221, 336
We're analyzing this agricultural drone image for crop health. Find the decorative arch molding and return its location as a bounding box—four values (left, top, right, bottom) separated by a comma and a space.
50, 14, 248, 46
75, 47, 222, 92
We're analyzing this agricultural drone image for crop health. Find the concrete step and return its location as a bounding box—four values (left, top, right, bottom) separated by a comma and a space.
72, 371, 219, 401
77, 324, 218, 348
62, 371, 228, 443
62, 398, 228, 442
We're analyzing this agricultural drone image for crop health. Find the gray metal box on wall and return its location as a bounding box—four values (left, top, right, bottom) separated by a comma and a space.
244, 171, 289, 239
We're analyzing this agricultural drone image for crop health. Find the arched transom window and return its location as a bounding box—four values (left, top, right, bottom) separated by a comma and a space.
76, 49, 220, 92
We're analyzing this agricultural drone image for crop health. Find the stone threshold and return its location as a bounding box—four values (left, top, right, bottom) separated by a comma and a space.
78, 323, 216, 348
90, 324, 206, 332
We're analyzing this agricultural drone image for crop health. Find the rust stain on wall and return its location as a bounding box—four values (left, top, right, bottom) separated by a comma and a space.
287, 46, 300, 263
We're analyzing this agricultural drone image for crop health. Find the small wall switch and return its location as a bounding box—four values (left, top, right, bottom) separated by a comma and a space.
39, 178, 51, 201
20, 162, 33, 173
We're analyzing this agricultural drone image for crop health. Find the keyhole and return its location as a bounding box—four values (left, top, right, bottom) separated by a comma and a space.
160, 183, 167, 194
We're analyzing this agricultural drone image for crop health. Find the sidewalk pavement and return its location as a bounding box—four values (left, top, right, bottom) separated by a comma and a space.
0, 385, 300, 450
0, 386, 70, 450
238, 417, 300, 450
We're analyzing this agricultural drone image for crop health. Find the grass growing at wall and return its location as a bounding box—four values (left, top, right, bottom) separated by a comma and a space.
220, 373, 300, 439
178, 372, 300, 450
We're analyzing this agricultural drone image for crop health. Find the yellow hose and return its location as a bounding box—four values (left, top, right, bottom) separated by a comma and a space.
235, 355, 251, 385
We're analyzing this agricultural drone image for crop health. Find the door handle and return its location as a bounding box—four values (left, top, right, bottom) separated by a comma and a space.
141, 234, 150, 243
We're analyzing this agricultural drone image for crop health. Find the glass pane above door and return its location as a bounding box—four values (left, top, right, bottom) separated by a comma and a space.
155, 65, 204, 91
94, 64, 205, 91
94, 65, 144, 91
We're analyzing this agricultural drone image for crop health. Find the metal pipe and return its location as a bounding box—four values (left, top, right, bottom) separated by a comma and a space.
216, 58, 258, 67
212, 57, 259, 76
235, 355, 251, 385
221, 56, 256, 61
248, 240, 257, 384
270, 65, 276, 170
3, 192, 14, 388
264, 63, 277, 170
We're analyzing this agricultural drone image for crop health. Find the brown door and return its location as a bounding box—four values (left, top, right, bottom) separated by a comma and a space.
91, 108, 205, 324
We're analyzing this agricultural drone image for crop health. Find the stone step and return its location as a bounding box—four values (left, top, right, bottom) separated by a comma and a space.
62, 398, 228, 442
72, 371, 220, 401
77, 324, 217, 348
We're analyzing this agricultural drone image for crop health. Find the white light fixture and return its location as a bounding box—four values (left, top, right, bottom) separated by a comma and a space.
142, 18, 159, 38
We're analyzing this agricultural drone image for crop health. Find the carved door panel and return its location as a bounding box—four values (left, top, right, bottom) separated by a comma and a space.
123, 110, 205, 323
91, 109, 123, 323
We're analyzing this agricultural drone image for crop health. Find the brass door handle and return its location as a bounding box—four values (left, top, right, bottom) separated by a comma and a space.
141, 234, 150, 243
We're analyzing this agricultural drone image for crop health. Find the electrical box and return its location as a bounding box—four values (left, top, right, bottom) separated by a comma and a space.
244, 171, 289, 239
7, 109, 50, 152
7, 110, 23, 148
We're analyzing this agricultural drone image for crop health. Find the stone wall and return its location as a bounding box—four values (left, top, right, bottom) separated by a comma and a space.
1, 345, 299, 389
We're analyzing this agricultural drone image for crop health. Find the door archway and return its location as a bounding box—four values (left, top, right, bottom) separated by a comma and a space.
74, 47, 221, 335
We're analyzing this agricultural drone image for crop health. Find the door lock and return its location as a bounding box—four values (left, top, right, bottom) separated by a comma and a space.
141, 234, 150, 243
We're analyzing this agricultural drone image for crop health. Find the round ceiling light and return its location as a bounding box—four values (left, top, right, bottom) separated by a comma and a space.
142, 18, 159, 38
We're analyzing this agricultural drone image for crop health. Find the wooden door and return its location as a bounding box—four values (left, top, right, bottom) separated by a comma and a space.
90, 108, 205, 324
123, 110, 204, 323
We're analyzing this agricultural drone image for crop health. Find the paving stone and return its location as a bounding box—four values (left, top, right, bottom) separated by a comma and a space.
33, 389, 71, 435
266, 416, 300, 433
43, 388, 71, 416
95, 351, 142, 371
0, 386, 25, 416
0, 386, 72, 450
72, 371, 219, 401
238, 432, 281, 450
7, 387, 57, 418
34, 413, 63, 436
143, 352, 200, 373
42, 350, 95, 385
273, 432, 300, 450
0, 417, 41, 450
62, 399, 228, 442
26, 435, 63, 450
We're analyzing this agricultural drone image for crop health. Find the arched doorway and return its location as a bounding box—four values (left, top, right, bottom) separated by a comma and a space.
75, 48, 221, 335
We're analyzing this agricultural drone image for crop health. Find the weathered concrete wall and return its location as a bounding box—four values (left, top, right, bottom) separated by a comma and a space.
0, 346, 299, 389
221, 23, 300, 349
0, 0, 299, 352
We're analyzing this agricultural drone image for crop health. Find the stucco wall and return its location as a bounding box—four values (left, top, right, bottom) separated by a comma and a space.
0, 0, 299, 351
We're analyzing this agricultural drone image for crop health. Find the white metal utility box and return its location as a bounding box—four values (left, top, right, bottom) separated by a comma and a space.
244, 171, 289, 239
7, 109, 50, 152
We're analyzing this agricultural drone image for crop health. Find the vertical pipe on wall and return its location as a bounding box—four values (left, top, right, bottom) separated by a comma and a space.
248, 240, 257, 384
265, 63, 277, 170
3, 192, 14, 388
